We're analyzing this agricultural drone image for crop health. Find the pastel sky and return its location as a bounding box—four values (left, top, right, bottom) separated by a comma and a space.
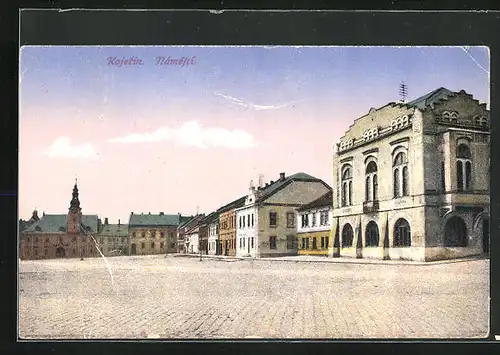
19, 46, 490, 222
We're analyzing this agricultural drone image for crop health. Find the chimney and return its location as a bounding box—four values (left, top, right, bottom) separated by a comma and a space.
160, 212, 164, 215
104, 217, 109, 225
148, 212, 151, 215
258, 174, 264, 188
270, 180, 274, 184
131, 212, 134, 215
265, 183, 269, 187
279, 172, 285, 181
118, 219, 121, 226
43, 211, 45, 216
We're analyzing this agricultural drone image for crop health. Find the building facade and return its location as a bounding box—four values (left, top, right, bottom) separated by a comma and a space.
128, 212, 184, 255
296, 191, 333, 256
97, 218, 129, 256
236, 172, 332, 258
19, 182, 100, 260
218, 197, 245, 256
177, 214, 203, 254
206, 212, 220, 255
331, 87, 490, 261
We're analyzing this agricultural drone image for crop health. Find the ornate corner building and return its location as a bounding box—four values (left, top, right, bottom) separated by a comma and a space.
19, 182, 100, 260
331, 87, 490, 262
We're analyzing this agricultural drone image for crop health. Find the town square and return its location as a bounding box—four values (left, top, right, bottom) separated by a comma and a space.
19, 46, 490, 339
19, 255, 488, 339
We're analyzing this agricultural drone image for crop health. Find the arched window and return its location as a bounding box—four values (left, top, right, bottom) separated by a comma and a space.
341, 165, 353, 207
393, 218, 411, 247
456, 144, 472, 191
365, 161, 378, 201
444, 216, 468, 247
393, 151, 409, 198
341, 223, 354, 247
365, 221, 379, 247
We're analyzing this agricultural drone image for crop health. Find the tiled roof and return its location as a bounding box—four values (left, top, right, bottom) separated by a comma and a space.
297, 190, 333, 211
98, 224, 129, 237
201, 211, 219, 225
129, 213, 183, 227
22, 214, 99, 234
179, 214, 205, 231
256, 172, 329, 202
216, 196, 247, 213
406, 87, 456, 110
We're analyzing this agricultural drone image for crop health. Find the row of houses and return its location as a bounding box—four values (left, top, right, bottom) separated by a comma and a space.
19, 171, 333, 260
19, 87, 490, 262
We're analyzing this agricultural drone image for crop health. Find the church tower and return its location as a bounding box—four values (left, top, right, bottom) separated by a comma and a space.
67, 180, 82, 234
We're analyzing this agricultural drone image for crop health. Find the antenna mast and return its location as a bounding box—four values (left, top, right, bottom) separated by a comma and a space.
399, 82, 408, 103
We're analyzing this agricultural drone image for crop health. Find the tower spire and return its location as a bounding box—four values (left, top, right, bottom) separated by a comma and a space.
70, 180, 81, 211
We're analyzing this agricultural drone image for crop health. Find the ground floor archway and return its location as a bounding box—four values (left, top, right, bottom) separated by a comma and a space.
55, 247, 65, 258
365, 221, 379, 247
393, 218, 411, 247
341, 223, 354, 247
482, 218, 490, 254
444, 216, 468, 247
131, 243, 137, 255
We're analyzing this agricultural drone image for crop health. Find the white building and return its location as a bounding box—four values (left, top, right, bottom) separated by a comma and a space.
235, 202, 258, 257
296, 191, 333, 256
331, 87, 490, 261
236, 172, 331, 258
207, 212, 220, 255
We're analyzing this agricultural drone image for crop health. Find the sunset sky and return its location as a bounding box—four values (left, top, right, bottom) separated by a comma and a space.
19, 46, 490, 222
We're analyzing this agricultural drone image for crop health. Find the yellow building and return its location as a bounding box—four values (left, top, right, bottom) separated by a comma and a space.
296, 191, 333, 256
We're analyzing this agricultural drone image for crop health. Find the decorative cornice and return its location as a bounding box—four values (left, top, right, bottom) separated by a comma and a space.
362, 148, 379, 156
389, 137, 410, 146
340, 156, 353, 163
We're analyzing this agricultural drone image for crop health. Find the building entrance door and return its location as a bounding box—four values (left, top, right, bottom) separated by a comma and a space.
56, 247, 65, 258
131, 244, 137, 255
483, 218, 490, 254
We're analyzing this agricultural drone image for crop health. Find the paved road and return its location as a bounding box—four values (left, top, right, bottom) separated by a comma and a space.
18, 255, 489, 339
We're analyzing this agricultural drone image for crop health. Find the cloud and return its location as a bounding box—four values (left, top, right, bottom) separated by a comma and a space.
108, 121, 256, 149
45, 137, 100, 160
213, 92, 299, 111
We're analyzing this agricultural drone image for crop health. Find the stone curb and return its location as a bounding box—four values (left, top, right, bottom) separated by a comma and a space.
169, 253, 487, 266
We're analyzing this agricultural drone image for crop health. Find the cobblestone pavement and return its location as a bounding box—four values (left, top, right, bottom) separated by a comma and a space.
18, 255, 489, 339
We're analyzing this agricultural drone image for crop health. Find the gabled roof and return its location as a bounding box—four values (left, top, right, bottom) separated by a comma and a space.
297, 190, 333, 211
129, 213, 183, 227
98, 224, 129, 237
179, 214, 205, 231
256, 172, 330, 202
406, 87, 456, 110
216, 196, 247, 213
201, 211, 219, 225
22, 214, 99, 234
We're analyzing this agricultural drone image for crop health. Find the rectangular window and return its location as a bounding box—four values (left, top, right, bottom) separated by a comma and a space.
312, 237, 317, 250
251, 214, 254, 227
286, 212, 295, 228
243, 238, 246, 248
269, 236, 277, 249
141, 243, 145, 249
239, 216, 242, 228
239, 238, 242, 248
287, 235, 295, 249
269, 212, 277, 227
311, 214, 317, 227
251, 237, 254, 248
151, 242, 155, 249
247, 215, 250, 227
305, 238, 309, 249
243, 216, 246, 228
325, 237, 329, 249
160, 242, 164, 249
321, 237, 325, 248
171, 242, 175, 248
320, 211, 329, 226
301, 238, 306, 249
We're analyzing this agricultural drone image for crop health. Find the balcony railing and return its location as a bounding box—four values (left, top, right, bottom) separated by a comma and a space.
363, 200, 379, 213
